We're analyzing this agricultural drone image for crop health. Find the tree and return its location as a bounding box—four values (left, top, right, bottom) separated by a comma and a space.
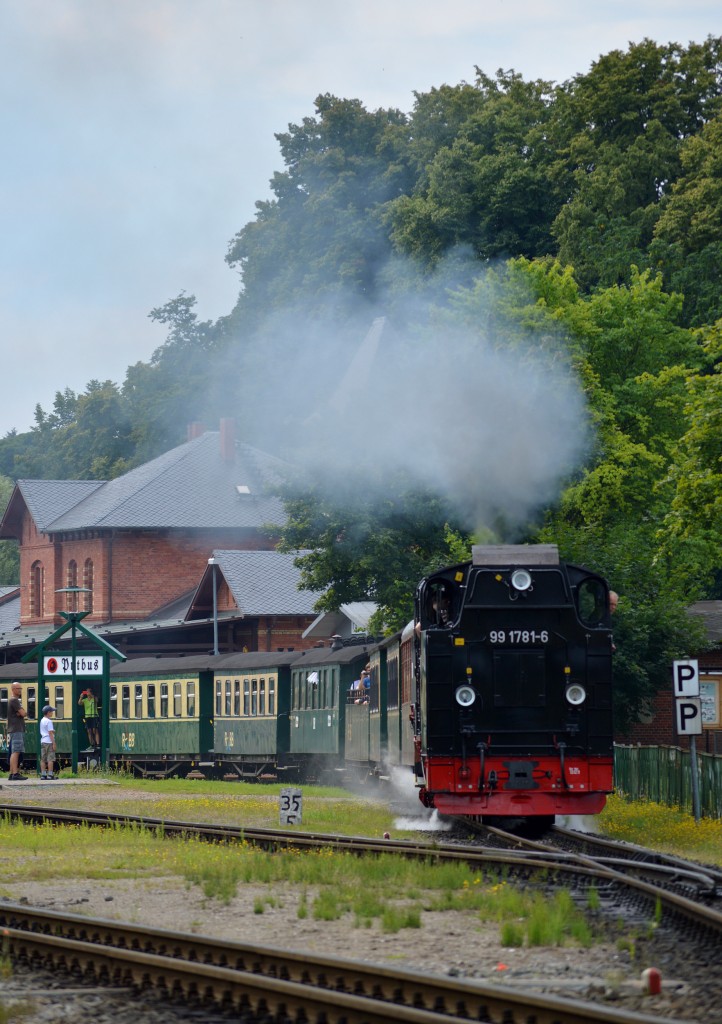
0, 473, 18, 585
552, 37, 722, 290
278, 469, 472, 633
388, 70, 563, 264
651, 113, 722, 325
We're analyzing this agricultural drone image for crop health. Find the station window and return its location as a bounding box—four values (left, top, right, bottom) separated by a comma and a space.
160, 683, 169, 718
135, 684, 143, 718
109, 685, 117, 720
83, 559, 94, 614
174, 681, 182, 717
147, 684, 156, 719
121, 685, 130, 718
215, 678, 222, 716
268, 676, 276, 716
243, 678, 250, 716
224, 679, 232, 716
233, 679, 241, 716
259, 678, 266, 716
187, 681, 195, 718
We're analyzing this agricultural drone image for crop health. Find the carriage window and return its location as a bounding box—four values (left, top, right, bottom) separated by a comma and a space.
251, 678, 258, 716
109, 685, 118, 719
122, 685, 131, 718
224, 679, 232, 716
233, 679, 241, 716
215, 678, 222, 716
243, 678, 250, 716
187, 681, 195, 717
147, 684, 156, 719
577, 579, 608, 626
54, 686, 65, 719
135, 684, 143, 718
268, 676, 276, 716
259, 678, 266, 716
174, 681, 182, 717
26, 687, 36, 720
0, 688, 7, 720
160, 683, 169, 718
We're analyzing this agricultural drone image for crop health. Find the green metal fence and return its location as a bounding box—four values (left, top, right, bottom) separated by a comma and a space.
614, 744, 722, 818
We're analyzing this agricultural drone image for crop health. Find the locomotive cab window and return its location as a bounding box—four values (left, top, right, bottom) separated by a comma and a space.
424, 580, 457, 628
576, 578, 608, 626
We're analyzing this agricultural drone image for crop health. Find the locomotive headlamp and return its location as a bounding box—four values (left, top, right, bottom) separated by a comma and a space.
510, 568, 532, 592
455, 684, 476, 707
565, 683, 587, 706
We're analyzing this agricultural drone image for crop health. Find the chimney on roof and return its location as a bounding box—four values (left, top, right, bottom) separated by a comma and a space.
220, 418, 235, 462
187, 422, 205, 440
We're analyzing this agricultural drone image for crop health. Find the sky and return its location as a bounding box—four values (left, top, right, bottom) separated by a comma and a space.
0, 1, 719, 438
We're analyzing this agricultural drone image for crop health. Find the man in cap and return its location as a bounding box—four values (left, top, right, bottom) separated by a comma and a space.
7, 682, 28, 781
40, 704, 57, 780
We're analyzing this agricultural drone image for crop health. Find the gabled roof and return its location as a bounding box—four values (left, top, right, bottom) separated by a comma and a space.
1, 480, 103, 536
302, 601, 378, 639
188, 549, 319, 619
0, 432, 288, 536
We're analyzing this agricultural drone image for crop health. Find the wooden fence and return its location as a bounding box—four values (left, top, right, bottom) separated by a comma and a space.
614, 744, 722, 818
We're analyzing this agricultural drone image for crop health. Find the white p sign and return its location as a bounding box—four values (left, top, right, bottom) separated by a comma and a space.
672, 659, 699, 697
675, 698, 702, 736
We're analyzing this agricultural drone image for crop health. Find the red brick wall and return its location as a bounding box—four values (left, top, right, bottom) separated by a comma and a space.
18, 504, 276, 627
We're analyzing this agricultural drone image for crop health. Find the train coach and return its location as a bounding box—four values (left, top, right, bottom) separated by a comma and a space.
413, 543, 615, 826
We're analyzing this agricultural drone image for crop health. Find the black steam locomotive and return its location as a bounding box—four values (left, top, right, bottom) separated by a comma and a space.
413, 544, 614, 825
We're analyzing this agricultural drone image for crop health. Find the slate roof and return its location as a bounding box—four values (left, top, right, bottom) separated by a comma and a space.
203, 549, 319, 617
0, 591, 20, 633
689, 601, 722, 647
8, 480, 103, 533
2, 433, 288, 535
302, 601, 378, 639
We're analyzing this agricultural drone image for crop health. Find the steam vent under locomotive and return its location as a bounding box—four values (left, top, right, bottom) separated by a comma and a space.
414, 544, 614, 823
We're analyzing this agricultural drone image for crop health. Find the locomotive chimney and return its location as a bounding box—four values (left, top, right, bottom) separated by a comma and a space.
187, 422, 205, 440
220, 418, 235, 463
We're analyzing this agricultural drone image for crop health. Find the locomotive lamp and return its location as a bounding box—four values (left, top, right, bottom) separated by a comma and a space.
455, 684, 476, 707
510, 568, 533, 592
565, 682, 587, 705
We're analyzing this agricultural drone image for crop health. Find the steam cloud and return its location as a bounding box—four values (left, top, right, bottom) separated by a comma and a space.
229, 251, 590, 538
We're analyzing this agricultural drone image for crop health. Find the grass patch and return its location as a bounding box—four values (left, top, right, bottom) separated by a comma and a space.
0, 815, 603, 948
598, 794, 722, 867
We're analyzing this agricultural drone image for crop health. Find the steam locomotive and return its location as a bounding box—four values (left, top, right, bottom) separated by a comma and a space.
414, 544, 615, 825
0, 544, 614, 825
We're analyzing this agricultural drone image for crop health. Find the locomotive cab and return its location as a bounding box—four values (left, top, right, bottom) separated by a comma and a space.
415, 544, 615, 822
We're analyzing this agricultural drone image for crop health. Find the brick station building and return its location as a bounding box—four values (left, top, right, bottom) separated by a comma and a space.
0, 421, 321, 659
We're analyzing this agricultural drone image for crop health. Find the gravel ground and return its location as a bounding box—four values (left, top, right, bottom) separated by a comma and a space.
1, 782, 719, 1023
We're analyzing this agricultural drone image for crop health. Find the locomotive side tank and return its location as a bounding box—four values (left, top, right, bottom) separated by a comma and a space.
416, 544, 614, 821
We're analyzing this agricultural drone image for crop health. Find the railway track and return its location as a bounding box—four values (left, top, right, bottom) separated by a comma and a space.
3, 802, 721, 942
2, 804, 721, 1022
0, 901, 696, 1024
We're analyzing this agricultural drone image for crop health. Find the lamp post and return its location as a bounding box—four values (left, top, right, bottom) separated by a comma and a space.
208, 557, 219, 656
